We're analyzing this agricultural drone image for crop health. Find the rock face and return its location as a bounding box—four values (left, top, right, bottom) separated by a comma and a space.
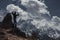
1, 13, 13, 29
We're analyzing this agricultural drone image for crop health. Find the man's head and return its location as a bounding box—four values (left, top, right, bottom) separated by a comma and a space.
12, 11, 16, 14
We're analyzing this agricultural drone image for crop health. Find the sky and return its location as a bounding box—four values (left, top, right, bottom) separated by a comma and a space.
0, 0, 60, 38
45, 0, 60, 17
0, 0, 60, 17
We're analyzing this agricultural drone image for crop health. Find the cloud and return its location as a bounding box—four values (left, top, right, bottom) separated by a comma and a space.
31, 15, 60, 38
6, 0, 60, 38
6, 4, 31, 21
6, 4, 23, 13
20, 0, 50, 16
50, 16, 60, 30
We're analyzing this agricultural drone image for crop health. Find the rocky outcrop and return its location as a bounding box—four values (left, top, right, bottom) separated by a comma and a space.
1, 13, 13, 29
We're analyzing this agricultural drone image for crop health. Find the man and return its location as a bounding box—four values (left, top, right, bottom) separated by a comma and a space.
11, 12, 19, 34
12, 12, 19, 27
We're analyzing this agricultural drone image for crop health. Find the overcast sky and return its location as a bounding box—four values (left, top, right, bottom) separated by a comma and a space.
0, 0, 60, 17
45, 0, 60, 17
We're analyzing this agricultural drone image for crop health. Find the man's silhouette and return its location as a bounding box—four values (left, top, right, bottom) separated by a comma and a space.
12, 12, 19, 27
11, 12, 20, 35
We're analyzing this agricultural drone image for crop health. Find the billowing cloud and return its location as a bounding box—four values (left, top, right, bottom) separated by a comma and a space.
6, 0, 60, 38
6, 4, 23, 13
20, 0, 50, 16
6, 4, 30, 21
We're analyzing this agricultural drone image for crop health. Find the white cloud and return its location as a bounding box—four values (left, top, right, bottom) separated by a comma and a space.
31, 16, 60, 38
20, 0, 50, 16
6, 0, 60, 38
6, 4, 23, 13
6, 4, 31, 21
31, 19, 48, 29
